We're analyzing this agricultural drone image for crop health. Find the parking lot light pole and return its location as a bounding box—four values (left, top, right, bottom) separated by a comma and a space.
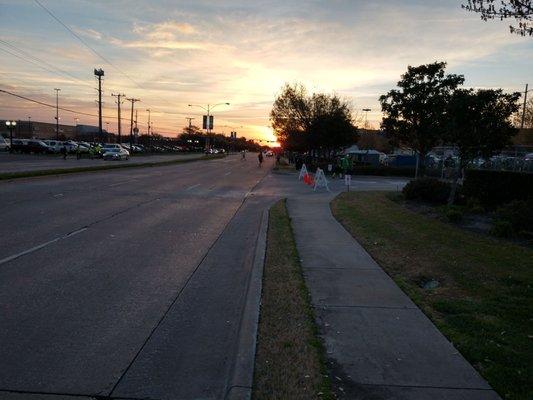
188, 102, 230, 150
54, 88, 61, 139
5, 120, 16, 153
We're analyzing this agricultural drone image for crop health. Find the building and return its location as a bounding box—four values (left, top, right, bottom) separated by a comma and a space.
0, 120, 106, 141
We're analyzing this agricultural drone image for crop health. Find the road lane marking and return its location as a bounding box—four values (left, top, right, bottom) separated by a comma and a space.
224, 172, 231, 176
0, 227, 88, 267
108, 179, 136, 187
185, 183, 201, 191
53, 193, 64, 197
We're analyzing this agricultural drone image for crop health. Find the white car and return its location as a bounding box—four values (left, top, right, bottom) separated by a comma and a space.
43, 140, 63, 153
0, 136, 10, 151
103, 148, 129, 160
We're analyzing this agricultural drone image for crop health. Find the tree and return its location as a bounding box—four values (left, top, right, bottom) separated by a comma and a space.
446, 88, 520, 203
462, 0, 533, 36
380, 62, 465, 176
271, 83, 358, 153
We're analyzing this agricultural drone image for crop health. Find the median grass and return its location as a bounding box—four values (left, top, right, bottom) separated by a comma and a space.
0, 154, 223, 180
253, 200, 332, 400
331, 191, 532, 400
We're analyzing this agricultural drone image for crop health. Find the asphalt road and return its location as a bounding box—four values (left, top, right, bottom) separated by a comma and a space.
0, 154, 275, 400
0, 152, 205, 174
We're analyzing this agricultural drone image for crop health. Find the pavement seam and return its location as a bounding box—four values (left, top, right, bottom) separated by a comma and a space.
313, 304, 418, 310
355, 382, 497, 391
108, 164, 272, 398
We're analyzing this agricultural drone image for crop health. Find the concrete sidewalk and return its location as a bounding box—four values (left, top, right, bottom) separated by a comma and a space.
286, 193, 501, 400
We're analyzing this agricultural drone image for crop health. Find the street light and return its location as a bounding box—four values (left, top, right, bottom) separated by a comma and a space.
188, 102, 230, 150
5, 120, 16, 153
362, 108, 371, 129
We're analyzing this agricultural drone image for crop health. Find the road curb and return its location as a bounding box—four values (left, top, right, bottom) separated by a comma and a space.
225, 209, 269, 400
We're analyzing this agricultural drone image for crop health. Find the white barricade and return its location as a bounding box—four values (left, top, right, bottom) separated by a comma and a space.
313, 168, 330, 192
298, 163, 308, 180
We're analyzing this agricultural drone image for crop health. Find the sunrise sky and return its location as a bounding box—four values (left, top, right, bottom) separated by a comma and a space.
0, 0, 531, 142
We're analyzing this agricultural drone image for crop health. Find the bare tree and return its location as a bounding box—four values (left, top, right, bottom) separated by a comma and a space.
462, 0, 533, 36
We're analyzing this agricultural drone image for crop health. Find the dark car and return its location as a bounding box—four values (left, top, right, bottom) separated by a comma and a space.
10, 139, 28, 153
25, 140, 53, 154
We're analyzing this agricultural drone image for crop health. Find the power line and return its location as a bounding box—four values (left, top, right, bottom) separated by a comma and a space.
0, 39, 92, 88
0, 88, 177, 135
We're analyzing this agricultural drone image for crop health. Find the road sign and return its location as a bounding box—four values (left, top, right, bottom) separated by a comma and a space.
345, 174, 351, 191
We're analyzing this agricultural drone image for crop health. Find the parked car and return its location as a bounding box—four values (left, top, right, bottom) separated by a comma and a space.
12, 139, 51, 154
103, 148, 129, 160
43, 140, 63, 153
0, 136, 10, 151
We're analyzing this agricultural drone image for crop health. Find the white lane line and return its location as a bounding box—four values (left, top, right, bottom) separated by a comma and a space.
224, 172, 232, 176
0, 227, 88, 267
108, 179, 136, 187
185, 183, 201, 191
53, 193, 64, 197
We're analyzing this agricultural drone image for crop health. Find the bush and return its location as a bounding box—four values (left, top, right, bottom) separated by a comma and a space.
495, 199, 533, 235
444, 206, 463, 223
490, 219, 515, 238
463, 170, 533, 208
402, 178, 451, 204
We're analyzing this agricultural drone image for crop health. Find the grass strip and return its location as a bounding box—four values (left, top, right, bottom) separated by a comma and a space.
331, 191, 532, 400
0, 154, 224, 180
253, 199, 333, 400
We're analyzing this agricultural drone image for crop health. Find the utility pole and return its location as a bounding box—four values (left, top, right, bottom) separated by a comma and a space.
54, 88, 60, 139
112, 93, 126, 144
186, 117, 195, 134
94, 69, 105, 141
28, 116, 31, 136
127, 97, 140, 152
521, 83, 530, 129
146, 109, 151, 151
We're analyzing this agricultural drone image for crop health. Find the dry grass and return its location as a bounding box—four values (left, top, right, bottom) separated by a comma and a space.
253, 200, 332, 400
331, 191, 533, 400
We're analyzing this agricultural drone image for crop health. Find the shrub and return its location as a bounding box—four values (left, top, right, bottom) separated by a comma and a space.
495, 199, 533, 235
490, 219, 515, 238
402, 178, 451, 204
444, 206, 463, 223
463, 170, 533, 208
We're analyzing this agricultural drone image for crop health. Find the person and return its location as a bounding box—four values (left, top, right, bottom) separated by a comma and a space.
241, 149, 246, 160
76, 144, 81, 160
61, 144, 67, 160
258, 151, 264, 167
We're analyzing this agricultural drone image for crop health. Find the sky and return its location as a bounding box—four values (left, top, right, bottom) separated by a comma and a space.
0, 0, 531, 142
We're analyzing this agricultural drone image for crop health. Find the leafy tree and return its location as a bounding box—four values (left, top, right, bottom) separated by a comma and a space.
182, 124, 203, 135
380, 62, 465, 176
271, 83, 358, 153
462, 0, 533, 36
446, 88, 520, 203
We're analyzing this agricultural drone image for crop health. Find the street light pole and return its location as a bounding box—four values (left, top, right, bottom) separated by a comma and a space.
362, 108, 371, 130
28, 116, 32, 136
188, 102, 230, 151
54, 88, 61, 139
5, 120, 16, 153
521, 83, 530, 129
